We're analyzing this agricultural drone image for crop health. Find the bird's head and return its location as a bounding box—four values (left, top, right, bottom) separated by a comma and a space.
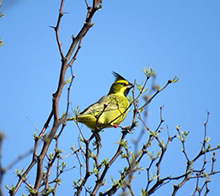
108, 72, 134, 96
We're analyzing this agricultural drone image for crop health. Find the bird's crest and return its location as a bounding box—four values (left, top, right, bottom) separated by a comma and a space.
112, 72, 127, 81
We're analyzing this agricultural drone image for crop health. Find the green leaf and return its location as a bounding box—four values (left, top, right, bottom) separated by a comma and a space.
65, 76, 72, 84
102, 178, 106, 185
175, 125, 181, 131
143, 67, 148, 75
130, 152, 136, 164
142, 88, 148, 93
56, 178, 62, 185
73, 179, 81, 188
177, 134, 183, 142
150, 171, 159, 181
102, 158, 108, 166
49, 152, 54, 160
135, 165, 145, 174
156, 150, 162, 158
141, 189, 148, 196
160, 139, 165, 148
61, 112, 66, 119
74, 106, 80, 116
121, 153, 129, 158
117, 139, 128, 150
128, 95, 133, 103
202, 172, 208, 177
71, 143, 77, 152
205, 144, 212, 152
98, 4, 103, 9
15, 168, 24, 175
61, 161, 66, 172
206, 137, 211, 143
79, 135, 84, 142
147, 151, 154, 160
44, 186, 54, 195
6, 185, 16, 192
0, 38, 4, 47
136, 82, 148, 94
27, 186, 36, 194
142, 66, 156, 78
136, 83, 143, 91
111, 176, 117, 185
177, 130, 189, 141
92, 163, 99, 173
149, 130, 158, 138
55, 148, 63, 154
171, 75, 179, 83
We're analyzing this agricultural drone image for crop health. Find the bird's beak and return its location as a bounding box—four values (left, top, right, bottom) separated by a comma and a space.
127, 82, 134, 89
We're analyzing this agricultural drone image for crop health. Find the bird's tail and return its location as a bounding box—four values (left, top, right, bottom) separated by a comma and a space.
66, 116, 76, 121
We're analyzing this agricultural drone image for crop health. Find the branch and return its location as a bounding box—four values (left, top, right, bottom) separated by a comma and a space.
54, 0, 65, 60
11, 0, 102, 194
0, 132, 5, 196
91, 131, 127, 195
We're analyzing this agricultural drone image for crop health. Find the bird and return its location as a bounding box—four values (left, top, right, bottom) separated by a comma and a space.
67, 72, 134, 131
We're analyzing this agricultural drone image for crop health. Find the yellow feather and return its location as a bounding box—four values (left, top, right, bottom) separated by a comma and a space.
67, 72, 133, 130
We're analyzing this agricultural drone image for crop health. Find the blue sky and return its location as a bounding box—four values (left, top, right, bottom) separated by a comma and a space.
1, 0, 220, 195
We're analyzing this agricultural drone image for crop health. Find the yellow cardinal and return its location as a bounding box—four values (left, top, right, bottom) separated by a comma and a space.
67, 72, 133, 130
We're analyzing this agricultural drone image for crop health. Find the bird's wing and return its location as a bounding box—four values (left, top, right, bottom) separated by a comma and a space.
80, 95, 127, 115
79, 96, 108, 115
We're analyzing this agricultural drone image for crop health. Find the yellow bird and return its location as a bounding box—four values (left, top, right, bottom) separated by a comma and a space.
67, 72, 133, 130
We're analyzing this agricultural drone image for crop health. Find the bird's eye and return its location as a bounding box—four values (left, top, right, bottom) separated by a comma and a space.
120, 83, 127, 86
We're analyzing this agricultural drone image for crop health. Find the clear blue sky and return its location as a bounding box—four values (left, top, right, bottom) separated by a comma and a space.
1, 0, 220, 195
